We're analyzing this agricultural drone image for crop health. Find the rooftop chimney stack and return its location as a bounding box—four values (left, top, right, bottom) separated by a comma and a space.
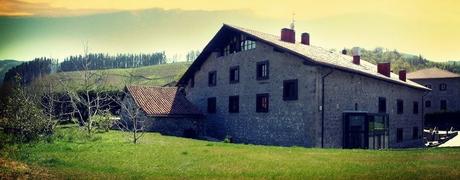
301, 33, 310, 45
399, 70, 407, 81
281, 28, 296, 43
378, 62, 391, 77
351, 47, 361, 65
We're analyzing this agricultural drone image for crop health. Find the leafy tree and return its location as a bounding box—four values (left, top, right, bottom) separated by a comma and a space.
0, 77, 54, 142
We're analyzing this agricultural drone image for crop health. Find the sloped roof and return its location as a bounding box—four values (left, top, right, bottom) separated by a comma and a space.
407, 68, 460, 79
125, 86, 203, 117
178, 24, 429, 91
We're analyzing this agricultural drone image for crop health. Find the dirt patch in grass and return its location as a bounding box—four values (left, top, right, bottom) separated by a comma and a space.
0, 158, 52, 179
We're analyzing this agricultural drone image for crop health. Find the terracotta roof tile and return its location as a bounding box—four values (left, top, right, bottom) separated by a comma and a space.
126, 86, 203, 117
407, 68, 460, 79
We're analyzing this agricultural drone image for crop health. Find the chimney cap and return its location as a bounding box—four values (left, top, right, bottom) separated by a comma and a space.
301, 32, 310, 45
352, 47, 361, 56
281, 28, 295, 43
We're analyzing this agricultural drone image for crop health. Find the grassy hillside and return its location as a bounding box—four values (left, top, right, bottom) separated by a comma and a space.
41, 62, 191, 90
0, 60, 22, 84
1, 127, 460, 179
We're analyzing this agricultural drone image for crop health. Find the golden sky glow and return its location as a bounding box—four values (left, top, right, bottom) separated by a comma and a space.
1, 0, 460, 61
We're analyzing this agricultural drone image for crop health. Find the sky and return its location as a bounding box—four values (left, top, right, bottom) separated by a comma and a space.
0, 0, 459, 62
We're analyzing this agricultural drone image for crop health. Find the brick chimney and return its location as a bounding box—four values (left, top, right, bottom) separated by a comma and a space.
399, 70, 406, 81
281, 28, 295, 43
352, 47, 361, 65
301, 33, 310, 45
377, 62, 391, 77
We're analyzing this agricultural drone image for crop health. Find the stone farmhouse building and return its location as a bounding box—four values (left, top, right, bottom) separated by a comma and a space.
124, 24, 431, 149
407, 68, 460, 114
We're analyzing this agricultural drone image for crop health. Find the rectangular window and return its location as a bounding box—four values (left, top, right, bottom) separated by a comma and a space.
208, 71, 217, 87
283, 79, 298, 101
378, 97, 387, 113
207, 97, 216, 113
413, 101, 419, 114
397, 128, 403, 143
397, 99, 404, 114
228, 96, 239, 113
412, 127, 419, 140
229, 66, 239, 84
425, 100, 431, 108
441, 100, 447, 110
439, 83, 447, 91
256, 61, 269, 80
190, 75, 195, 88
256, 93, 269, 112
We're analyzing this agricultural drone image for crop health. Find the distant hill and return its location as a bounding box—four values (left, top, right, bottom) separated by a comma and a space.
35, 62, 191, 91
0, 60, 22, 84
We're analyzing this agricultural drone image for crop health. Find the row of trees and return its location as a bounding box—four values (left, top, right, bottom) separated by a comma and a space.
3, 58, 58, 85
59, 52, 167, 72
344, 47, 460, 73
3, 50, 201, 86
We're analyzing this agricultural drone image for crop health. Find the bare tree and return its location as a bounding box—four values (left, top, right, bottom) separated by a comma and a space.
28, 76, 61, 131
116, 89, 145, 144
113, 69, 146, 144
58, 42, 111, 135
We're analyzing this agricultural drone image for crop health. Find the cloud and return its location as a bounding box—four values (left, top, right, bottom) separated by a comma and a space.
0, 0, 118, 16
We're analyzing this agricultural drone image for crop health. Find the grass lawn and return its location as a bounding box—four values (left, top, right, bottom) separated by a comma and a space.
1, 128, 460, 179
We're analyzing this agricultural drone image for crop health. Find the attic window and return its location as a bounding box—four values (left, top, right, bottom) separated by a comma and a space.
221, 34, 256, 56
241, 35, 256, 51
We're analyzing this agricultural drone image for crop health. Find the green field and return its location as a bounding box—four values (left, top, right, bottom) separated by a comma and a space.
1, 127, 460, 179
40, 62, 191, 91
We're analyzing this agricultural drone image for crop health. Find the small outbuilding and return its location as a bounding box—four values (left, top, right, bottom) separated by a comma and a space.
120, 86, 204, 138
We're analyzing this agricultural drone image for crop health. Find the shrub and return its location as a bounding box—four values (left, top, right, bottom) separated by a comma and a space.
223, 135, 233, 143
93, 113, 116, 132
0, 85, 53, 142
53, 127, 102, 143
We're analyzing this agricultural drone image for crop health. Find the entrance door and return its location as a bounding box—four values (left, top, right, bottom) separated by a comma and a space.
343, 112, 389, 149
343, 112, 368, 149
367, 113, 389, 149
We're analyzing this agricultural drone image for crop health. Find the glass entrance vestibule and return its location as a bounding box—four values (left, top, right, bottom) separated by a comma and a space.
342, 112, 389, 149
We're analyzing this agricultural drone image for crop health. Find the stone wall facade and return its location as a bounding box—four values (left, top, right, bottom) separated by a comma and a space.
409, 78, 460, 114
183, 40, 425, 148
322, 69, 425, 148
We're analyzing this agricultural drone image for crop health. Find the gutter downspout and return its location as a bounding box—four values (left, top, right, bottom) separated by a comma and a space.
321, 68, 334, 148
421, 90, 430, 140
